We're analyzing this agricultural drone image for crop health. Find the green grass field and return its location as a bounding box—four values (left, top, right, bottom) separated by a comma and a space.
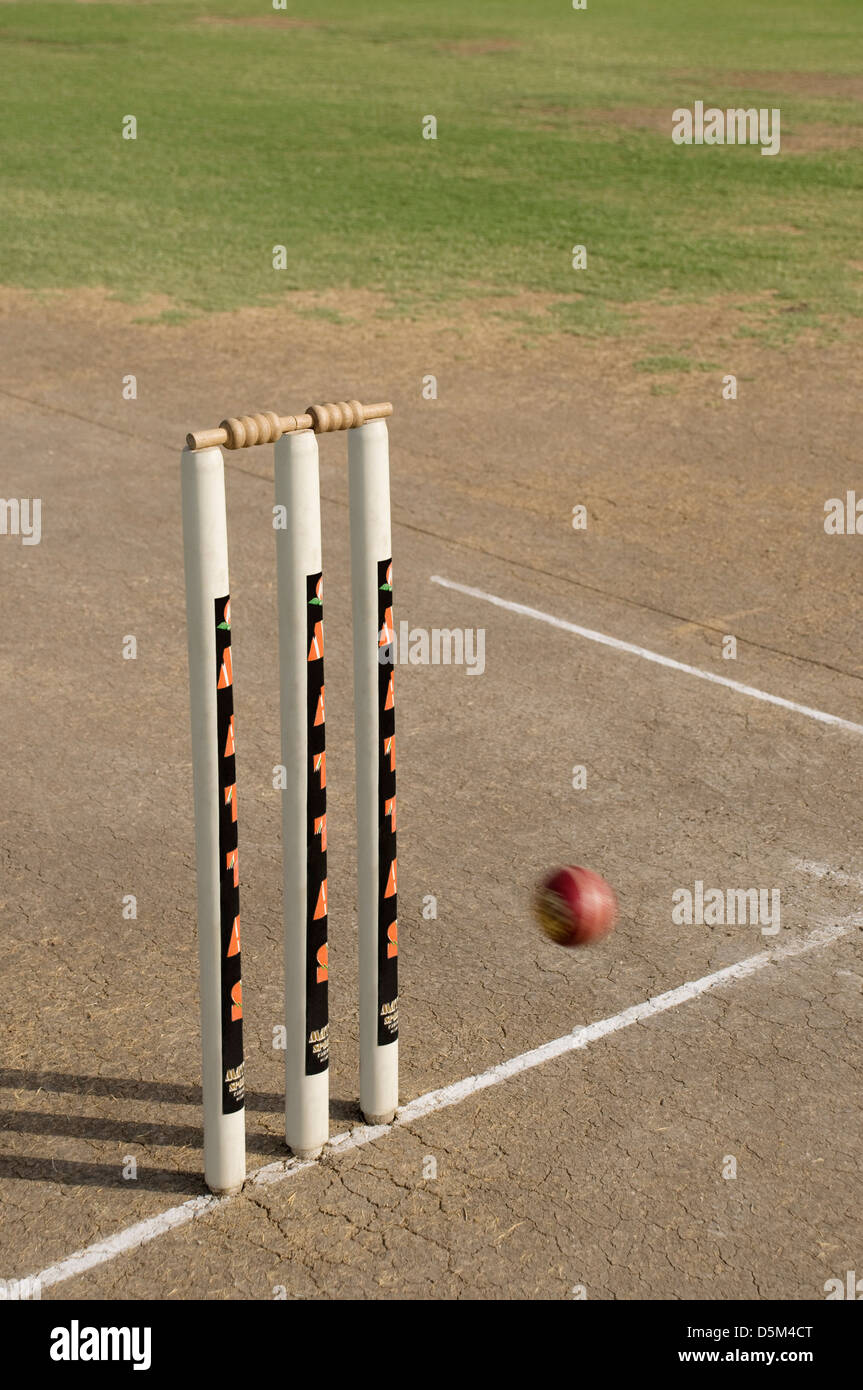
2, 0, 862, 337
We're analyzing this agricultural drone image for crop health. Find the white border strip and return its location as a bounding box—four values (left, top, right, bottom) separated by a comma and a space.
11, 919, 854, 1297
430, 576, 863, 736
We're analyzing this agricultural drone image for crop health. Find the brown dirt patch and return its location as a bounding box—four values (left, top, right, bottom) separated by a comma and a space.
196, 15, 323, 29
520, 106, 676, 138
780, 122, 863, 154
523, 104, 862, 154
570, 107, 665, 129
737, 225, 806, 236
1, 283, 857, 400
522, 102, 856, 154
522, 106, 682, 137
437, 39, 522, 56
673, 70, 863, 102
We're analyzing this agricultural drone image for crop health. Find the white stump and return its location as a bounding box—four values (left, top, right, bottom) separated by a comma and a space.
181, 447, 246, 1195
348, 420, 399, 1125
274, 431, 330, 1156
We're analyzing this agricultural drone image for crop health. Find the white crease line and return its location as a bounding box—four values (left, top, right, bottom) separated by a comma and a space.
794, 859, 863, 890
11, 920, 855, 1297
430, 576, 863, 736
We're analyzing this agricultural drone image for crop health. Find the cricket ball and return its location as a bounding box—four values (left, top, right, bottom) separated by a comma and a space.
534, 866, 618, 947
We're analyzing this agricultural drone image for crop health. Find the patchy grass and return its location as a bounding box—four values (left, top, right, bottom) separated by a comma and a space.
635, 354, 722, 372
1, 0, 861, 338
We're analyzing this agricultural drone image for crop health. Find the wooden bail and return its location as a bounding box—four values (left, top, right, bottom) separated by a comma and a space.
186, 401, 393, 452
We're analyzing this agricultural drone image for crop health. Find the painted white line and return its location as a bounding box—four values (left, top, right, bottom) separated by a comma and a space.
430, 576, 863, 736
15, 1196, 222, 1296
397, 918, 855, 1121
11, 919, 854, 1298
794, 859, 863, 890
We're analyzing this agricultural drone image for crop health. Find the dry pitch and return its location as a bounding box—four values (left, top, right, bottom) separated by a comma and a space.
2, 289, 861, 1300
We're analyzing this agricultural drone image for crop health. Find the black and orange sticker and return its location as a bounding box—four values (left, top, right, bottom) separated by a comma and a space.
215, 596, 244, 1112
377, 559, 398, 1044
306, 573, 329, 1073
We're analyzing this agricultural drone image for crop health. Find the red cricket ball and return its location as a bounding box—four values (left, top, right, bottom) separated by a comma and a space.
534, 866, 618, 947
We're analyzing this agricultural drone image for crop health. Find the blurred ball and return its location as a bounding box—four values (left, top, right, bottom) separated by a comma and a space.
534, 866, 617, 947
